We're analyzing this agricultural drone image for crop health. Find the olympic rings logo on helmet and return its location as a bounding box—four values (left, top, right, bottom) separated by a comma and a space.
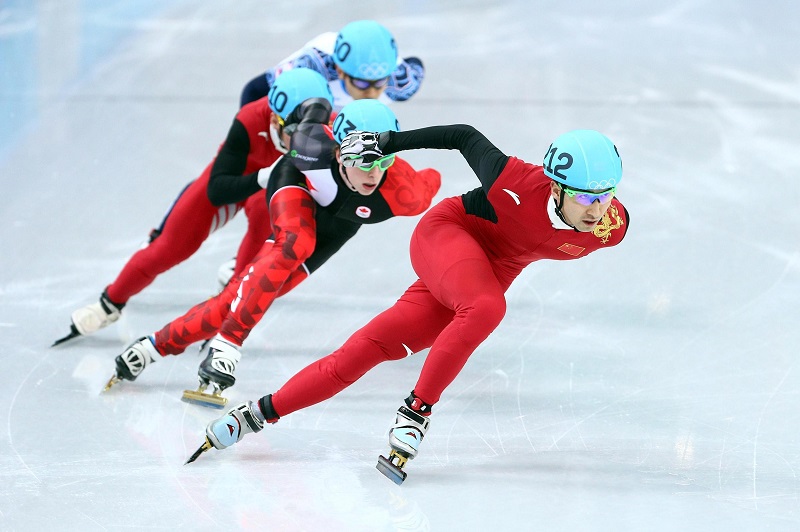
333, 20, 398, 81
585, 179, 619, 190
355, 62, 393, 80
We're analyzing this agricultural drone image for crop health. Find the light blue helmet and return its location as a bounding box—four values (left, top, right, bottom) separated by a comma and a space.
543, 130, 622, 191
332, 99, 400, 144
333, 20, 398, 80
267, 68, 334, 121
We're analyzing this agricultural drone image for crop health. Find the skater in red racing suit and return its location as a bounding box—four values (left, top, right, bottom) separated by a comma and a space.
55, 69, 334, 346
194, 124, 630, 482
105, 100, 441, 400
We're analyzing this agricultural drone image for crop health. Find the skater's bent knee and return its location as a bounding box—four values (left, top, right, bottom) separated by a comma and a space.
323, 336, 398, 384
275, 229, 315, 265
456, 295, 506, 342
471, 294, 506, 325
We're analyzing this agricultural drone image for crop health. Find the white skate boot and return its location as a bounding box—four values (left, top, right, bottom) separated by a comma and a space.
53, 290, 124, 346
103, 335, 160, 391
377, 404, 431, 485
186, 395, 281, 464
181, 335, 241, 409
207, 401, 265, 449
185, 401, 265, 464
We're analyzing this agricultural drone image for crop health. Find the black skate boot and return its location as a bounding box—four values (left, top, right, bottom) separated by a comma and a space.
181, 335, 240, 409
103, 335, 160, 391
377, 393, 432, 485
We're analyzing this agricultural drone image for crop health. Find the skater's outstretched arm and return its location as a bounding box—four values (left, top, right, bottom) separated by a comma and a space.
345, 125, 510, 192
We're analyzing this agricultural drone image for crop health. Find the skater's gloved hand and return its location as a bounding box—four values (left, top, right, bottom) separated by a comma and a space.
340, 131, 390, 168
257, 156, 283, 188
385, 56, 425, 102
282, 97, 333, 136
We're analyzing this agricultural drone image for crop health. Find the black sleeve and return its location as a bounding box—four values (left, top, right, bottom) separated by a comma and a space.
240, 73, 270, 107
379, 125, 510, 191
207, 119, 262, 206
284, 122, 337, 172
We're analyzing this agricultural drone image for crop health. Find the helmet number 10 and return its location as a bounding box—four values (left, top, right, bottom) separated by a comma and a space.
544, 145, 573, 180
268, 86, 288, 116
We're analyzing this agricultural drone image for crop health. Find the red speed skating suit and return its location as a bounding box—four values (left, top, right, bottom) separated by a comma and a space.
104, 97, 288, 305
152, 122, 441, 355
264, 124, 630, 417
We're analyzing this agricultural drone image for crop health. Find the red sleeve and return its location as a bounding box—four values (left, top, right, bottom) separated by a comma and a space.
379, 157, 442, 216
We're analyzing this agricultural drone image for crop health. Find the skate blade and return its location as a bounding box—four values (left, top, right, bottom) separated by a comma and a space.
377, 454, 408, 485
102, 374, 121, 393
52, 325, 81, 347
181, 389, 228, 409
185, 438, 213, 465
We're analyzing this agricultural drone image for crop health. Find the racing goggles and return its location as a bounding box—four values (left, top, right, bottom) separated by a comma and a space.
342, 153, 396, 171
561, 185, 616, 206
347, 75, 390, 90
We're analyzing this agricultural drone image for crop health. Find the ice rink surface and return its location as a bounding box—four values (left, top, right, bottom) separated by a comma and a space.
2, 1, 799, 530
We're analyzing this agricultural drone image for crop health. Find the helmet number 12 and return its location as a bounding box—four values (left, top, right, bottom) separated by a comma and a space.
544, 146, 573, 180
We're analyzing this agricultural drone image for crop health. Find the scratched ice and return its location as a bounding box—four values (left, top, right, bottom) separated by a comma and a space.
1, 1, 798, 530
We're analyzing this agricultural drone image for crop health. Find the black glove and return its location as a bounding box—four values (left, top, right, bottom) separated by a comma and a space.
282, 97, 333, 137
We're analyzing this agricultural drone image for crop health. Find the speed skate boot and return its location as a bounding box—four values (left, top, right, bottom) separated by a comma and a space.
185, 401, 264, 464
53, 289, 124, 346
181, 335, 240, 409
376, 393, 432, 485
103, 335, 160, 391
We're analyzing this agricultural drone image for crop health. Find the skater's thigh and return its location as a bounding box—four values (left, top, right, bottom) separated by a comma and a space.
354, 280, 455, 356
236, 191, 272, 273
244, 190, 269, 222
410, 218, 502, 310
157, 178, 223, 252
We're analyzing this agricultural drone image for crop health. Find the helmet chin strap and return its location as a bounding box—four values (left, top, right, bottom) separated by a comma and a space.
553, 188, 579, 232
339, 164, 359, 192
270, 123, 288, 154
